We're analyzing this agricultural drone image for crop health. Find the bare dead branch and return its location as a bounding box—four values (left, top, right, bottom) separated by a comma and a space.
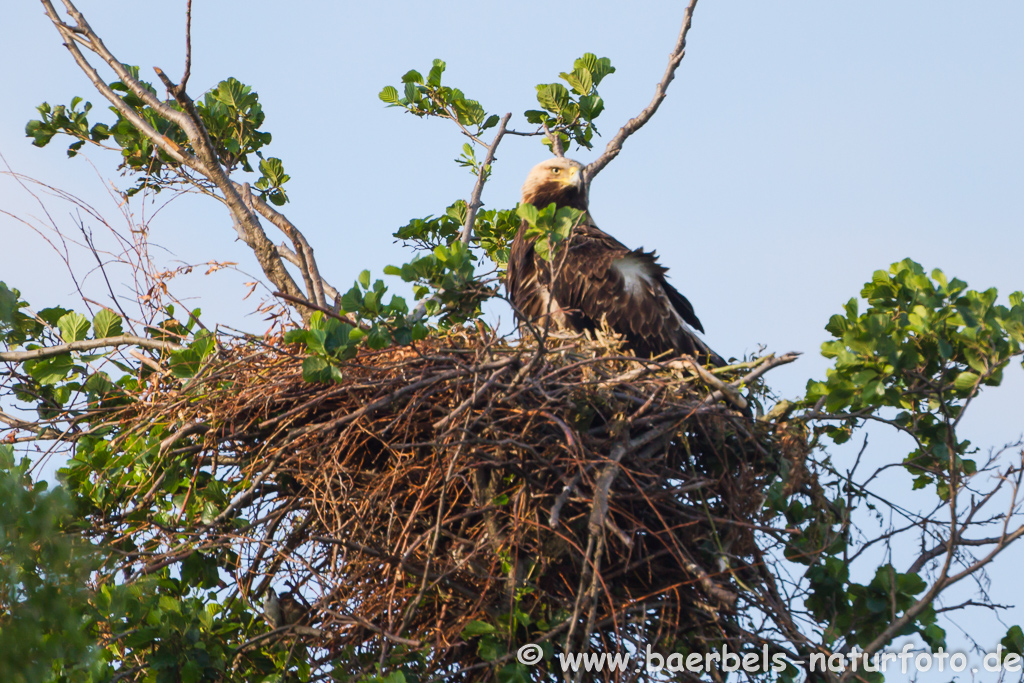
460, 113, 512, 247
180, 0, 192, 93
584, 0, 700, 187
0, 334, 181, 362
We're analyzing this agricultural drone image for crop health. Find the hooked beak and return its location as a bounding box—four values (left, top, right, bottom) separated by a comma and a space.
566, 165, 583, 188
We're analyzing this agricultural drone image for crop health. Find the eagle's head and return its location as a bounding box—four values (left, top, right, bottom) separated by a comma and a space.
521, 157, 588, 212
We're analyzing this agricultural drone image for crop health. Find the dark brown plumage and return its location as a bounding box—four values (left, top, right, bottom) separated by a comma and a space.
507, 158, 725, 366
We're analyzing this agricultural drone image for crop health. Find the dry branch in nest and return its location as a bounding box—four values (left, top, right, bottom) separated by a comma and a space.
101, 328, 801, 680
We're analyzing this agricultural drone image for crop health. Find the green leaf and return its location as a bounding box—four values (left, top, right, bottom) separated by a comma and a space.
517, 204, 539, 227
401, 70, 423, 85
427, 59, 446, 87
953, 371, 979, 392
825, 314, 847, 337
446, 200, 468, 225
579, 95, 604, 120
1002, 625, 1024, 656
26, 355, 75, 385
57, 312, 90, 343
168, 348, 204, 379
560, 67, 593, 95
536, 83, 569, 114
340, 288, 362, 313
477, 636, 505, 662
366, 325, 389, 350
0, 283, 17, 324
461, 620, 497, 637
497, 663, 532, 683
92, 309, 123, 338
404, 82, 421, 105
452, 98, 485, 126
301, 356, 332, 383
212, 77, 254, 110
379, 86, 400, 104
358, 270, 371, 289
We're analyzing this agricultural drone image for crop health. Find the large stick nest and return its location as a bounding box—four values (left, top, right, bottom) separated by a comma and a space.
113, 327, 803, 680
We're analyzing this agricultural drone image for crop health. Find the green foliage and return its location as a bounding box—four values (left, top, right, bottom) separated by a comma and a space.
26, 75, 289, 202
0, 446, 98, 681
369, 53, 611, 332
18, 23, 1024, 680
473, 207, 522, 270
168, 329, 217, 379
394, 200, 467, 252
91, 309, 123, 338
284, 293, 426, 384
25, 96, 110, 157
803, 559, 943, 649
1, 286, 128, 419
379, 59, 496, 136
456, 142, 489, 180
1, 287, 307, 680
517, 202, 585, 262
805, 258, 1024, 495
387, 200, 519, 324
0, 282, 46, 347
57, 311, 90, 343
458, 598, 560, 682
525, 53, 615, 150
0, 287, 211, 423
774, 259, 1024, 667
1002, 625, 1024, 661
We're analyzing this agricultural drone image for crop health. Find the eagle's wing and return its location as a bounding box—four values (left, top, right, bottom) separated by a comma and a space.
541, 223, 720, 362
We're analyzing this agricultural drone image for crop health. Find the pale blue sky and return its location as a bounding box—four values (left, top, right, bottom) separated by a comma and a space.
2, 1, 1023, 675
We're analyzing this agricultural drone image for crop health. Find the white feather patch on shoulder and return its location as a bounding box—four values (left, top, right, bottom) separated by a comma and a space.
612, 256, 653, 298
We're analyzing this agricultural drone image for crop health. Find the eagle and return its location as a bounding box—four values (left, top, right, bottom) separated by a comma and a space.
507, 157, 725, 366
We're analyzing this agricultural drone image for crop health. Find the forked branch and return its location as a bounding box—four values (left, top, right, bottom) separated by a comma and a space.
39, 0, 330, 315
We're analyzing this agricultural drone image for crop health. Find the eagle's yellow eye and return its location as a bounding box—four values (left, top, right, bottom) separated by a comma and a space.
550, 167, 560, 174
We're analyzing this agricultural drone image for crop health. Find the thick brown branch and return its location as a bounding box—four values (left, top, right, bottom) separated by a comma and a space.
542, 121, 565, 158
39, 0, 199, 171
148, 66, 307, 308
43, 0, 309, 313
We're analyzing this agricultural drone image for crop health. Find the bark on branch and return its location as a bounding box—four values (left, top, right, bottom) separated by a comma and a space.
0, 335, 181, 362
584, 0, 699, 188
460, 113, 512, 247
41, 0, 330, 316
